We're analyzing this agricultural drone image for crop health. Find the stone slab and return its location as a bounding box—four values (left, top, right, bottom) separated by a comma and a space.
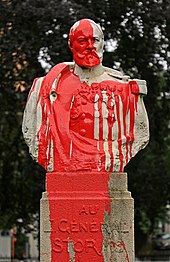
40, 172, 134, 262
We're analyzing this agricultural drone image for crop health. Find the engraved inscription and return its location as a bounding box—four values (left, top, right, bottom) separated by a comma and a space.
79, 205, 99, 215
58, 219, 103, 234
53, 238, 102, 256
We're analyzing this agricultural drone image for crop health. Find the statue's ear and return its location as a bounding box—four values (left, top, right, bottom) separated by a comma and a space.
68, 39, 73, 51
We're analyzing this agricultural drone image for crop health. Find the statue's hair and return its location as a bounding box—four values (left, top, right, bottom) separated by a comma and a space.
69, 19, 104, 43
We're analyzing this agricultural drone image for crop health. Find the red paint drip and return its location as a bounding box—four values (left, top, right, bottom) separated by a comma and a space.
119, 241, 130, 262
110, 240, 130, 262
36, 64, 82, 171
115, 92, 123, 172
113, 81, 139, 171
107, 87, 115, 172
26, 78, 38, 104
128, 81, 139, 159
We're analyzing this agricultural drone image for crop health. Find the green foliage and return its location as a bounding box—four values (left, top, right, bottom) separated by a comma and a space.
15, 232, 28, 258
138, 210, 151, 235
0, 0, 170, 254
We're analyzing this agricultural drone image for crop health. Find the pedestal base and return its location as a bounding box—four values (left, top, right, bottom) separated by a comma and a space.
40, 172, 134, 262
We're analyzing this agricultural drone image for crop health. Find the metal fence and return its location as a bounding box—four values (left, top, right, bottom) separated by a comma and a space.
1, 256, 170, 262
136, 260, 170, 262
0, 258, 39, 262
136, 254, 170, 261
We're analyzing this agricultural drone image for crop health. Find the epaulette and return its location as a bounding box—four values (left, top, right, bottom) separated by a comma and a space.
104, 66, 130, 81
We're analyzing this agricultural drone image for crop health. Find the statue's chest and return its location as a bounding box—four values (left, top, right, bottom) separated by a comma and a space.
70, 81, 123, 138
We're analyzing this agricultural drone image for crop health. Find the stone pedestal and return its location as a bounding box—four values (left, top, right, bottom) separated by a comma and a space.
40, 172, 134, 262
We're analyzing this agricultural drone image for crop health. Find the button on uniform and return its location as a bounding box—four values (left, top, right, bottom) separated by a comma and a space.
81, 113, 86, 119
79, 129, 86, 136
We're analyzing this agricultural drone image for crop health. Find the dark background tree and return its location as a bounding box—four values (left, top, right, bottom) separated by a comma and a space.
0, 0, 170, 255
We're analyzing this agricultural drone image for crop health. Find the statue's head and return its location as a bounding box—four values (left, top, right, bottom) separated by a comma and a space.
68, 19, 104, 68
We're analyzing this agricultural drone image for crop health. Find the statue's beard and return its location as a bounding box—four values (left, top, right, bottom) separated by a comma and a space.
73, 49, 101, 68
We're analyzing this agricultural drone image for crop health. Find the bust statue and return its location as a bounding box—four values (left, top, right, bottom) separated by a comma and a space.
22, 19, 149, 173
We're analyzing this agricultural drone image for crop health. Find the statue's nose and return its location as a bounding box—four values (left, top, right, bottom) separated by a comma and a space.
87, 39, 94, 49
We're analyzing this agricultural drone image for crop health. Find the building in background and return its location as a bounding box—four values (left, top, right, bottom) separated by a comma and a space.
0, 230, 11, 257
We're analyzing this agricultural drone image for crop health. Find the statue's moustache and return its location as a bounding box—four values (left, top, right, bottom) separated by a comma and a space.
77, 49, 99, 59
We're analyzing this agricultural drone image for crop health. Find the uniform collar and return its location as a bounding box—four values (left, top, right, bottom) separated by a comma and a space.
73, 63, 104, 83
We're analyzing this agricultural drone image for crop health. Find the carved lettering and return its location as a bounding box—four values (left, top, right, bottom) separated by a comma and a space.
85, 239, 102, 256
53, 238, 63, 253
74, 239, 84, 253
79, 205, 88, 215
43, 218, 51, 232
85, 239, 95, 252
103, 220, 131, 239
112, 221, 130, 234
79, 205, 99, 215
79, 222, 88, 232
90, 220, 99, 232
89, 205, 99, 215
58, 219, 102, 233
70, 219, 79, 232
53, 238, 102, 255
58, 219, 70, 234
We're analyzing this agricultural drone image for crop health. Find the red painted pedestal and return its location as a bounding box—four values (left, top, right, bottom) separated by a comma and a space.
40, 172, 134, 262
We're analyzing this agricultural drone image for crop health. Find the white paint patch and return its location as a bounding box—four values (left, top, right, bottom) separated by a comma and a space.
70, 95, 74, 110
70, 140, 73, 159
47, 139, 54, 171
102, 91, 108, 140
67, 240, 75, 262
104, 141, 111, 171
112, 92, 120, 171
126, 110, 131, 163
94, 94, 100, 140
101, 92, 111, 171
22, 77, 44, 160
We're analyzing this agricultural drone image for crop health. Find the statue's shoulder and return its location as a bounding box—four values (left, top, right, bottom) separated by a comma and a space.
104, 66, 147, 95
39, 62, 71, 91
103, 66, 129, 81
45, 62, 70, 81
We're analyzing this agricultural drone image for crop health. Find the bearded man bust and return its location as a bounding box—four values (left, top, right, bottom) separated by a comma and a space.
22, 19, 149, 173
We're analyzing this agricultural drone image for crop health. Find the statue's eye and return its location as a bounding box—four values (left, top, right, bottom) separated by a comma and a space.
94, 37, 100, 42
78, 38, 86, 44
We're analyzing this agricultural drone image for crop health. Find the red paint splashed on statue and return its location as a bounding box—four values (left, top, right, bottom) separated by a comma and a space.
110, 239, 130, 262
35, 69, 139, 173
69, 19, 100, 68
